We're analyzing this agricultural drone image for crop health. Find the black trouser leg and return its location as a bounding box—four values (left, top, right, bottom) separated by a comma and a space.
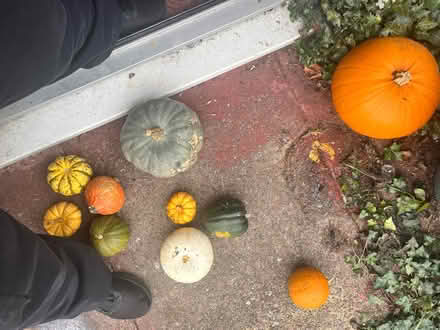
0, 0, 122, 110
0, 210, 112, 330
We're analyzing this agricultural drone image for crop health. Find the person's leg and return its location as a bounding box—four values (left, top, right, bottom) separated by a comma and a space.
0, 0, 168, 110
0, 0, 68, 109
0, 210, 152, 329
0, 210, 112, 329
0, 0, 122, 109
61, 0, 122, 73
50, 0, 169, 70
79, 0, 168, 69
118, 0, 167, 39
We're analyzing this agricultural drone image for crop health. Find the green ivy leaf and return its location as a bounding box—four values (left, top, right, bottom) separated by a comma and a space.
405, 264, 414, 275
397, 196, 421, 215
366, 201, 377, 213
415, 246, 429, 258
405, 237, 420, 250
402, 219, 420, 230
396, 296, 412, 313
422, 282, 435, 295
424, 236, 436, 245
366, 252, 378, 266
359, 209, 369, 219
384, 143, 403, 161
414, 188, 426, 201
426, 0, 440, 9
415, 17, 439, 31
368, 219, 378, 227
393, 177, 407, 189
375, 271, 399, 293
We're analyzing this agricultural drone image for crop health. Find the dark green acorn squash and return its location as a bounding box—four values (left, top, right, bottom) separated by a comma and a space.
201, 198, 248, 238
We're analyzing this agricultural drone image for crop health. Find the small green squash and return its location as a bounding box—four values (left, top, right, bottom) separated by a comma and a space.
90, 215, 130, 257
202, 198, 248, 238
120, 98, 204, 178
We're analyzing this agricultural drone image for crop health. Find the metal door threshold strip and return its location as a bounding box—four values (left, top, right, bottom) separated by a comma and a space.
0, 0, 300, 168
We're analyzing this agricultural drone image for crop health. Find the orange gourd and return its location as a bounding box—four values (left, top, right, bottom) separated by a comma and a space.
332, 37, 440, 139
85, 176, 125, 215
43, 202, 82, 237
288, 266, 329, 310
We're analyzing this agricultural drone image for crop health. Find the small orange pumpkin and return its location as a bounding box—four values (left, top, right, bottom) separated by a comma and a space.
288, 266, 329, 310
43, 202, 82, 237
332, 37, 440, 139
85, 176, 125, 215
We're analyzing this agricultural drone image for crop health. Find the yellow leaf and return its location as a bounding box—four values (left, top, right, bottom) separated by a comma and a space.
318, 142, 336, 161
309, 149, 321, 163
384, 217, 397, 231
308, 141, 336, 163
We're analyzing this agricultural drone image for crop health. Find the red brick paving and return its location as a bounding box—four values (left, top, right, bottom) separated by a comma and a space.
176, 50, 341, 169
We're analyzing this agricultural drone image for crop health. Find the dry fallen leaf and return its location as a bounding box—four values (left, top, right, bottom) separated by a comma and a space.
304, 64, 323, 80
309, 141, 336, 163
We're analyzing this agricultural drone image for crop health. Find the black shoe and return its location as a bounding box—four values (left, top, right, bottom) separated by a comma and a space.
96, 272, 152, 319
118, 0, 167, 38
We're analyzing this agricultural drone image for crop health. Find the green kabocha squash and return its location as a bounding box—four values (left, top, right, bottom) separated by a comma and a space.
202, 198, 248, 238
90, 215, 130, 257
120, 98, 204, 178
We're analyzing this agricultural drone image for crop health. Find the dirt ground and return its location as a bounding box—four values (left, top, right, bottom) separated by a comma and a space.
0, 49, 376, 330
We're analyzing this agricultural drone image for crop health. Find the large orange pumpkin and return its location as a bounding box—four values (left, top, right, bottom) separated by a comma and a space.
85, 176, 125, 215
332, 37, 440, 139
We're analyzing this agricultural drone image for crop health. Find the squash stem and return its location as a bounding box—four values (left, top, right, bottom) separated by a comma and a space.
393, 71, 411, 86
145, 127, 165, 141
88, 206, 98, 214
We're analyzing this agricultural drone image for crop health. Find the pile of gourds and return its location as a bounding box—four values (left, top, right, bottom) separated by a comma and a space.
45, 155, 129, 257
41, 98, 330, 310
162, 193, 249, 283
42, 37, 440, 312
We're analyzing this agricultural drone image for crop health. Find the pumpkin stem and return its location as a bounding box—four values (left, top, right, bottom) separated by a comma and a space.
88, 206, 98, 214
145, 127, 165, 141
393, 71, 412, 87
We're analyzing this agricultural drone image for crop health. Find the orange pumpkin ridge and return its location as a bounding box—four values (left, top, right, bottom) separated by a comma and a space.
332, 37, 440, 139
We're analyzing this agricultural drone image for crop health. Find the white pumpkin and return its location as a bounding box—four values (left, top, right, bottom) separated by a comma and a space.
160, 228, 214, 283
